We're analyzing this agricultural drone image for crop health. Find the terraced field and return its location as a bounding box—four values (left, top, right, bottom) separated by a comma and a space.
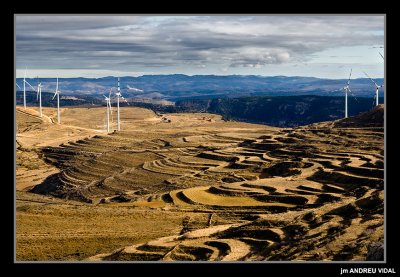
16, 105, 384, 261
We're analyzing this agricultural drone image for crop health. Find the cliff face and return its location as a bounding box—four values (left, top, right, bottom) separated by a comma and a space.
175, 99, 213, 112
177, 96, 381, 127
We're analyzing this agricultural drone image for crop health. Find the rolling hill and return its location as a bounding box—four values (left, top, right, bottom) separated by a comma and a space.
16, 105, 384, 261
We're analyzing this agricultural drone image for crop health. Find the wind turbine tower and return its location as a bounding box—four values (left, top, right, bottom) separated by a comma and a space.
104, 91, 112, 133
117, 77, 120, 131
341, 69, 352, 118
22, 72, 36, 110
23, 69, 27, 110
52, 77, 61, 124
37, 79, 43, 117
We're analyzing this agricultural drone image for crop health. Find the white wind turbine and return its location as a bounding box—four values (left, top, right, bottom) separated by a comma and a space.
363, 71, 384, 106
15, 68, 28, 110
341, 69, 352, 118
23, 68, 27, 110
15, 80, 24, 108
103, 90, 112, 133
22, 70, 37, 110
115, 77, 129, 131
52, 77, 61, 124
36, 78, 43, 117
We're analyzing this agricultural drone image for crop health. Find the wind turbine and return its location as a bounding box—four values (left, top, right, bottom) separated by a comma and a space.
23, 69, 27, 110
16, 69, 28, 110
52, 77, 61, 124
22, 69, 36, 110
363, 71, 384, 106
379, 52, 384, 60
36, 78, 43, 117
115, 77, 129, 131
341, 69, 352, 118
103, 90, 112, 133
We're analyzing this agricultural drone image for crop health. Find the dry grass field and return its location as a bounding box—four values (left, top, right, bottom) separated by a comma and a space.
16, 104, 384, 261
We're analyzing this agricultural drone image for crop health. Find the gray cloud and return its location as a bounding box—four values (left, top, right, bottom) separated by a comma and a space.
16, 15, 384, 73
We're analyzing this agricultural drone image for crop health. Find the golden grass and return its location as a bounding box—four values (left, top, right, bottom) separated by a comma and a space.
15, 104, 384, 261
110, 200, 167, 208
16, 192, 184, 261
180, 186, 295, 207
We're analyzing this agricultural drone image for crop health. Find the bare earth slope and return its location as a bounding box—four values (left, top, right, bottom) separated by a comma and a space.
16, 105, 384, 261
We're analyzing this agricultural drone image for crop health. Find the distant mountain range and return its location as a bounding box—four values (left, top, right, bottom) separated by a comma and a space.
16, 74, 384, 101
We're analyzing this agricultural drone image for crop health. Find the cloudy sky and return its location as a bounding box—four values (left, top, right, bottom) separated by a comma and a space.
16, 15, 384, 79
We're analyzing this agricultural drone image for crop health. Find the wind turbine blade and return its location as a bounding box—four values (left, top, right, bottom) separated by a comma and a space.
347, 68, 352, 85
109, 101, 113, 119
350, 91, 358, 103
52, 77, 59, 100
363, 71, 379, 87
16, 83, 21, 90
379, 52, 384, 60
120, 96, 130, 105
363, 71, 371, 79
24, 80, 37, 91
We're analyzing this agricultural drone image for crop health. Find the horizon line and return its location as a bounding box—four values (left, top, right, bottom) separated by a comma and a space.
15, 73, 384, 80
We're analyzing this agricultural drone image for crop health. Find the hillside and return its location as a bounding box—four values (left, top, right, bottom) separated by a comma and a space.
16, 106, 384, 261
333, 104, 384, 128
